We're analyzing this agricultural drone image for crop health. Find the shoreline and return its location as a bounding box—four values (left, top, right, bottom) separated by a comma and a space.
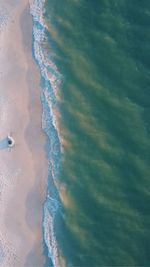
0, 1, 48, 266
30, 1, 63, 266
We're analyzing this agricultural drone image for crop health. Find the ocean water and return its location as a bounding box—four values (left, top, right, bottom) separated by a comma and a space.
30, 0, 150, 266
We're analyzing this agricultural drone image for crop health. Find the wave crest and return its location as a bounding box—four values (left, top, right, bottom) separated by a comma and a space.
29, 1, 62, 266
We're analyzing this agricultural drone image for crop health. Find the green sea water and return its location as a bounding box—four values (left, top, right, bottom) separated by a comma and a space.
44, 0, 150, 266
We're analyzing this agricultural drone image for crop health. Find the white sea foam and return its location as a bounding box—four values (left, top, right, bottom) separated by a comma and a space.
43, 198, 60, 267
29, 1, 62, 266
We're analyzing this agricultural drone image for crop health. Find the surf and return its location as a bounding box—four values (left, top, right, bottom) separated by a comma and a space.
29, 0, 62, 266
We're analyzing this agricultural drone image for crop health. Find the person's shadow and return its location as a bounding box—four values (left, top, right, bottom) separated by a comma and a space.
0, 137, 9, 150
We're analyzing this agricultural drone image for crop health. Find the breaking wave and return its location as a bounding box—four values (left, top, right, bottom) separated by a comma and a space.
29, 1, 62, 266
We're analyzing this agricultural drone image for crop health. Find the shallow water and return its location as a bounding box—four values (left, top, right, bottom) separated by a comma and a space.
31, 0, 150, 266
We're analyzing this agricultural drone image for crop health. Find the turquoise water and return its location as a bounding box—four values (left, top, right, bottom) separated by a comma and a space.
32, 0, 150, 266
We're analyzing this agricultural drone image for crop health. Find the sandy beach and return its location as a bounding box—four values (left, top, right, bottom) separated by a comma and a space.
0, 0, 47, 266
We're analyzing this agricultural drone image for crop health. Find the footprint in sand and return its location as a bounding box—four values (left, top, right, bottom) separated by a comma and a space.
0, 6, 9, 32
0, 235, 20, 267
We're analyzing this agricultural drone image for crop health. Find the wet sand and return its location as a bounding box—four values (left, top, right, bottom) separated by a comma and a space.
0, 1, 47, 266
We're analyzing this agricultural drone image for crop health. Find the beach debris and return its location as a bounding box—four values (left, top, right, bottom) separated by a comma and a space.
7, 135, 15, 147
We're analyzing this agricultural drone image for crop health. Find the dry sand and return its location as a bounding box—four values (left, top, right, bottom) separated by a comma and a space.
0, 0, 47, 266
